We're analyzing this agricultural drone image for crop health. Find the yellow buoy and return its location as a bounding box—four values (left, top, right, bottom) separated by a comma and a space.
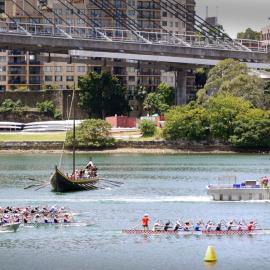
204, 245, 217, 262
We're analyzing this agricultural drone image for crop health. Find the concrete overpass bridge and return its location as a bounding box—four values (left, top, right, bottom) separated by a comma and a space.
0, 22, 269, 67
0, 0, 269, 104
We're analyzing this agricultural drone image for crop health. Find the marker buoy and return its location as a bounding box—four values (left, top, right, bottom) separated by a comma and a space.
204, 245, 217, 262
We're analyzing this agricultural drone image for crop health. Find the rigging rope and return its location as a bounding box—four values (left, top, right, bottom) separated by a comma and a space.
58, 88, 75, 169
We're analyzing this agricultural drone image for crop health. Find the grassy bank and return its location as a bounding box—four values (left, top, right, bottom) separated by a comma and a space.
0, 132, 66, 142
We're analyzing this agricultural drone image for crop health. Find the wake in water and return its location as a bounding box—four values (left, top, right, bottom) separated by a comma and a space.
1, 196, 270, 204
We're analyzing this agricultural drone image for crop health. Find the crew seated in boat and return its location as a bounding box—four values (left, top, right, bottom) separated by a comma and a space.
164, 221, 172, 231
63, 214, 71, 223
173, 220, 182, 231
53, 215, 59, 224
227, 221, 235, 231
14, 214, 20, 223
2, 214, 10, 224
216, 223, 222, 231
205, 221, 215, 231
44, 216, 49, 224
194, 222, 202, 231
184, 221, 192, 231
247, 221, 256, 231
35, 214, 42, 223
153, 220, 163, 231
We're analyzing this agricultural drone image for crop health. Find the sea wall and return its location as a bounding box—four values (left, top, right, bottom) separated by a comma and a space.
0, 140, 269, 153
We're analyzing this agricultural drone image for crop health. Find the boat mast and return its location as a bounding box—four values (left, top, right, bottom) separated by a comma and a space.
72, 85, 76, 174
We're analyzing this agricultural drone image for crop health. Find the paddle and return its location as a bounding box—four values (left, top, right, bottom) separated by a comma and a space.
99, 179, 123, 185
35, 183, 50, 191
24, 184, 43, 190
99, 180, 121, 187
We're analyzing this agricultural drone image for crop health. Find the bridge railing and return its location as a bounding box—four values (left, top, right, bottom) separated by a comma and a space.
0, 21, 268, 53
235, 39, 267, 53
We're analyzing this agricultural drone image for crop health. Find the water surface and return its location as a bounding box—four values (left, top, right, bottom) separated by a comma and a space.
0, 153, 269, 270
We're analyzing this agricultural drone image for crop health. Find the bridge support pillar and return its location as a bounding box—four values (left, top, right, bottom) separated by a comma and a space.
176, 69, 187, 105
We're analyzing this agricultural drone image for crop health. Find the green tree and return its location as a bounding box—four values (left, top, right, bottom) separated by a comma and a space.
65, 119, 115, 149
36, 100, 62, 119
135, 85, 147, 116
143, 92, 169, 115
219, 74, 265, 108
0, 99, 23, 113
230, 109, 270, 147
157, 82, 175, 106
163, 105, 209, 141
138, 119, 157, 137
202, 59, 247, 97
207, 95, 252, 140
237, 28, 261, 40
197, 59, 267, 108
79, 72, 130, 119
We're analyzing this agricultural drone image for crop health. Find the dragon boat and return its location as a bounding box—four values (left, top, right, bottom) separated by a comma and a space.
0, 223, 20, 232
122, 229, 270, 236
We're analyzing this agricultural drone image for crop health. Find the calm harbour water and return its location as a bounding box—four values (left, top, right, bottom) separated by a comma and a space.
0, 153, 270, 270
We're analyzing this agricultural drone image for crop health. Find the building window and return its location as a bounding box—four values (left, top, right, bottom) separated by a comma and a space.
0, 56, 6, 62
0, 66, 6, 72
55, 76, 63, 82
66, 66, 74, 72
77, 66, 86, 72
0, 76, 6, 81
55, 66, 63, 72
162, 21, 167, 27
162, 11, 167, 17
128, 76, 135, 82
127, 67, 136, 73
44, 66, 53, 72
45, 76, 52, 82
66, 76, 74, 81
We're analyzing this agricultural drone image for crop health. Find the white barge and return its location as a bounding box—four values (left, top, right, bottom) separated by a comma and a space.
207, 178, 270, 201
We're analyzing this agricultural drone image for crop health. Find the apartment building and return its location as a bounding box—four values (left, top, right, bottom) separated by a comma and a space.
1, 0, 196, 106
261, 25, 270, 48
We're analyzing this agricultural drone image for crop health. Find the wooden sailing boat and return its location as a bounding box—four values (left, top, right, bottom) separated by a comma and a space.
50, 89, 99, 192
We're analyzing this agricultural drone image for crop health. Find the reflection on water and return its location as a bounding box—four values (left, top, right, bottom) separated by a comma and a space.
0, 153, 269, 270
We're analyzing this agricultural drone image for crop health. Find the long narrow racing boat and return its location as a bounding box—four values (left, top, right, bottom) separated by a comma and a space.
0, 223, 20, 232
122, 229, 270, 235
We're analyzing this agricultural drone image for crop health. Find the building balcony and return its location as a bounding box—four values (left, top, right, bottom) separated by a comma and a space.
8, 71, 27, 75
8, 61, 27, 65
8, 80, 27, 84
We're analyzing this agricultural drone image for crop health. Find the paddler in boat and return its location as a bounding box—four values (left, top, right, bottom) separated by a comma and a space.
194, 222, 202, 231
164, 220, 172, 231
183, 221, 192, 231
14, 214, 20, 223
247, 221, 256, 231
227, 220, 236, 231
153, 220, 163, 231
53, 214, 59, 224
205, 221, 214, 231
2, 214, 10, 224
44, 214, 49, 224
173, 220, 182, 231
35, 214, 41, 223
141, 214, 149, 230
215, 222, 222, 231
63, 214, 71, 223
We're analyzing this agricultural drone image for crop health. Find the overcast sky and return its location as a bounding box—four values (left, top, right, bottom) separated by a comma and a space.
196, 0, 270, 38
